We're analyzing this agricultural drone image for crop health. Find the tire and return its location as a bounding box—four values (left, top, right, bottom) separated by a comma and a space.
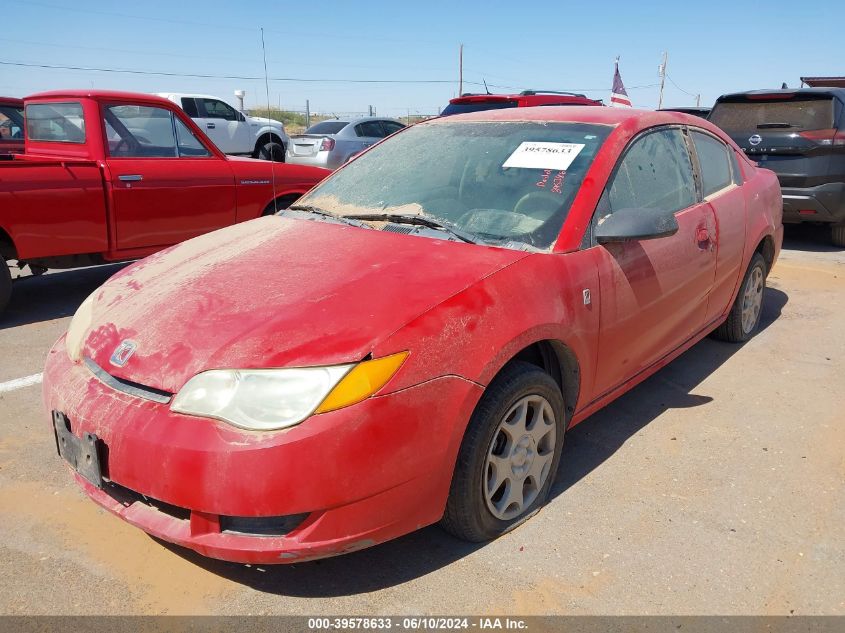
257, 140, 286, 162
712, 252, 767, 343
0, 261, 11, 315
832, 224, 845, 248
441, 361, 566, 542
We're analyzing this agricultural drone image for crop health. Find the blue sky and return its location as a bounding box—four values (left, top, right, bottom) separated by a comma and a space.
1, 0, 841, 116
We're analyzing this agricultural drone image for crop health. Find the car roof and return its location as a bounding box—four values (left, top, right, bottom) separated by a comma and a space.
24, 90, 179, 107
450, 91, 598, 103
0, 97, 23, 107
155, 92, 222, 101
716, 87, 845, 102
427, 105, 692, 126
309, 116, 403, 126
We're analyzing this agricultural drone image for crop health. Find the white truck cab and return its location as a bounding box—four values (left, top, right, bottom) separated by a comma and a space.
156, 93, 289, 160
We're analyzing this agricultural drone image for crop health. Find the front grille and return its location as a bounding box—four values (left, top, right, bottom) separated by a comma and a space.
84, 357, 173, 404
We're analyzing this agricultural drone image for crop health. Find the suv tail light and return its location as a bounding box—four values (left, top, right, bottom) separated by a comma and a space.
798, 129, 845, 146
319, 137, 335, 152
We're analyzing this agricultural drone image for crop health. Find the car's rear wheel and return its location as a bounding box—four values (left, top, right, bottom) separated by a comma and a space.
832, 223, 845, 248
712, 252, 767, 343
0, 261, 11, 314
441, 361, 565, 542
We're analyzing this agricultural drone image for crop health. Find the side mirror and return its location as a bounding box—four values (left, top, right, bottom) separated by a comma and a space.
595, 206, 679, 244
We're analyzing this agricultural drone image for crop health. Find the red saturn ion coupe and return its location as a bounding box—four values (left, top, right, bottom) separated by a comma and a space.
44, 106, 783, 564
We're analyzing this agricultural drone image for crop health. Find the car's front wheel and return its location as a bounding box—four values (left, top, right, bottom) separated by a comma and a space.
441, 361, 565, 542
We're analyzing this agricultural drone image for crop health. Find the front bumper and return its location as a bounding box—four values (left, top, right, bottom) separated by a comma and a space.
43, 340, 482, 564
781, 182, 845, 224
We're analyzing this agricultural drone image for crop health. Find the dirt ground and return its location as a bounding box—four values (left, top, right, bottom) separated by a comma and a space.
0, 225, 842, 616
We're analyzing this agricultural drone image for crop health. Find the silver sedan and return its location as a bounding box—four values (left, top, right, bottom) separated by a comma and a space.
285, 117, 405, 169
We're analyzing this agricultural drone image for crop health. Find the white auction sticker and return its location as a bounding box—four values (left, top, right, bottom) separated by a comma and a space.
502, 142, 585, 171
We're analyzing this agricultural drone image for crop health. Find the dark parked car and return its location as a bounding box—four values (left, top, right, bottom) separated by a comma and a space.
442, 90, 602, 116
710, 88, 845, 245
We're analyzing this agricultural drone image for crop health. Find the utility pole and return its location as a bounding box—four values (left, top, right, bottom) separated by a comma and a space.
305, 100, 310, 129
695, 93, 701, 107
458, 43, 463, 96
657, 51, 668, 109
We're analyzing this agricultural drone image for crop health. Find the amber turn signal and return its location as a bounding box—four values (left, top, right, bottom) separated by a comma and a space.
315, 351, 409, 413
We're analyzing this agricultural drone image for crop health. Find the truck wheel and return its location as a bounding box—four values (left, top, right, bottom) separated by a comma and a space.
832, 224, 845, 248
441, 361, 565, 542
257, 141, 285, 162
712, 252, 767, 343
0, 261, 11, 314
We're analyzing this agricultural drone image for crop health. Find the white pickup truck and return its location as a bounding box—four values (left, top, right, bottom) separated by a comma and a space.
157, 93, 289, 161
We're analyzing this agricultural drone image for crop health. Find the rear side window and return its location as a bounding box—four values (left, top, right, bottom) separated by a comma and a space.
710, 98, 835, 133
381, 121, 405, 135
305, 121, 348, 135
606, 128, 696, 215
355, 121, 385, 138
691, 131, 732, 196
180, 98, 199, 118
26, 102, 85, 143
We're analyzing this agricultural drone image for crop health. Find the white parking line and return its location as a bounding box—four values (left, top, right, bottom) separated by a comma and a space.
0, 373, 44, 394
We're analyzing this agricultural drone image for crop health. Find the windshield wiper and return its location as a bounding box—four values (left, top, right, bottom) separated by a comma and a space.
757, 122, 793, 129
285, 205, 366, 227
345, 213, 480, 244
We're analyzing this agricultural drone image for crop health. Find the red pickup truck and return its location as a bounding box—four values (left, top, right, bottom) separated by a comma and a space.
0, 90, 329, 313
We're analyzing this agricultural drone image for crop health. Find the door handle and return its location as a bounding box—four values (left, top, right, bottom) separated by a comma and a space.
696, 227, 710, 243
118, 174, 143, 182
207, 122, 216, 129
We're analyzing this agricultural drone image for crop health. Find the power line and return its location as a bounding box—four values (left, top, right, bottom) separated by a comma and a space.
666, 73, 697, 97
0, 60, 458, 84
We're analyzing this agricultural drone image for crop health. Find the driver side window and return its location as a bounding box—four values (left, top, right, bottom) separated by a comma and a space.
604, 128, 696, 218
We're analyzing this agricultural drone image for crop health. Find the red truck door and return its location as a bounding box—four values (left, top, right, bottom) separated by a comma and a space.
591, 127, 717, 397
102, 103, 236, 251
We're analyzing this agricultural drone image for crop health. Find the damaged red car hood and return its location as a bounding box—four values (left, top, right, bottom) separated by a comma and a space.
81, 216, 526, 393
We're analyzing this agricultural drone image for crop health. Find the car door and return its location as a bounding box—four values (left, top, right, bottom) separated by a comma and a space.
196, 98, 252, 154
689, 129, 748, 324
103, 103, 237, 251
591, 126, 717, 398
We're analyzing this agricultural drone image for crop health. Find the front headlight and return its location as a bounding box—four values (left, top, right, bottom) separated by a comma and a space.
65, 291, 96, 362
171, 351, 408, 431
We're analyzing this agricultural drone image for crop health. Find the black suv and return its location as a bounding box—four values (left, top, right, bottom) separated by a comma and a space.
710, 88, 845, 246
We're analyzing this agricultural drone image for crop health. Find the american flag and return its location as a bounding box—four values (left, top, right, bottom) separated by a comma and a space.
611, 61, 632, 107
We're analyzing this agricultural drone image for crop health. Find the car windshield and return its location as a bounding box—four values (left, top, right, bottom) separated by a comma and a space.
298, 120, 611, 250
710, 98, 835, 132
441, 100, 519, 116
305, 121, 348, 135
